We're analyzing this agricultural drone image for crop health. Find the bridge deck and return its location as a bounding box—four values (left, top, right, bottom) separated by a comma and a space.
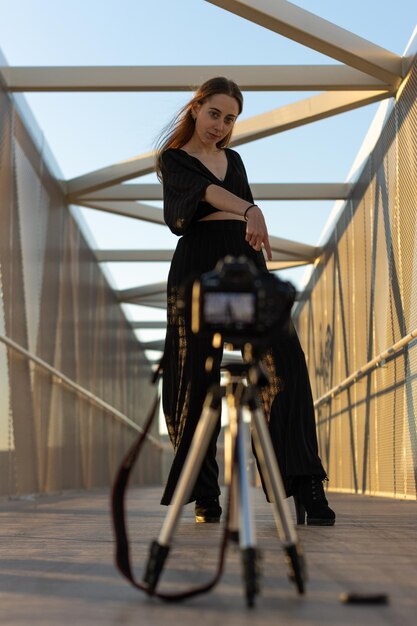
0, 487, 416, 625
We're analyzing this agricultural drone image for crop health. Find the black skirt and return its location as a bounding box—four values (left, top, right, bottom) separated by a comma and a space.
161, 220, 325, 505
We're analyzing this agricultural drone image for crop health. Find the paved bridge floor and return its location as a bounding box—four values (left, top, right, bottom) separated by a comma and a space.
0, 487, 416, 626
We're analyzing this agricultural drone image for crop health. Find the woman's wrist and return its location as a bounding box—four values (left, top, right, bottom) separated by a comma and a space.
243, 203, 258, 221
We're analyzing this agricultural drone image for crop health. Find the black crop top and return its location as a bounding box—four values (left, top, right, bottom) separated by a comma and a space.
161, 147, 254, 235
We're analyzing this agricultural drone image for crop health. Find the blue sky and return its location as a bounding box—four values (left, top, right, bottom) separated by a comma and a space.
1, 0, 416, 348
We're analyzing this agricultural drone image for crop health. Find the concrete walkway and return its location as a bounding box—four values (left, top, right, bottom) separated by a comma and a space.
0, 487, 416, 625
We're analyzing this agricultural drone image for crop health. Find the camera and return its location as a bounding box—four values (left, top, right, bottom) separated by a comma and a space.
189, 256, 296, 346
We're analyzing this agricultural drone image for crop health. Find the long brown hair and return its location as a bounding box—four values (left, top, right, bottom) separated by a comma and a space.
155, 76, 243, 179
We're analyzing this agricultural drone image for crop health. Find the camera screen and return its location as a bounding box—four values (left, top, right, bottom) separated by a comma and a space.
203, 291, 256, 326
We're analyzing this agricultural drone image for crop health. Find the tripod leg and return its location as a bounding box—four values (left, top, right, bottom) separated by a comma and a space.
249, 394, 307, 595
237, 413, 256, 549
225, 425, 240, 542
236, 412, 259, 607
143, 388, 222, 591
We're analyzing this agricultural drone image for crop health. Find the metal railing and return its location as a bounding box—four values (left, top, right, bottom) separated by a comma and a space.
4, 323, 416, 451
314, 327, 417, 408
0, 332, 164, 450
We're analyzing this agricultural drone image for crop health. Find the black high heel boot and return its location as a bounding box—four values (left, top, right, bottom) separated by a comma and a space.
195, 496, 222, 523
293, 476, 336, 526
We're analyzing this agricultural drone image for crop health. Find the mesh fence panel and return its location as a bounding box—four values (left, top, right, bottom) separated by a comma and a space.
0, 81, 162, 497
295, 57, 417, 499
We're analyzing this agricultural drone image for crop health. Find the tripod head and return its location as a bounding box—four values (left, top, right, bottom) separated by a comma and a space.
221, 357, 271, 391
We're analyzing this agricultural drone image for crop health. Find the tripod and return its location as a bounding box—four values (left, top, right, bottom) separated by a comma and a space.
142, 354, 307, 607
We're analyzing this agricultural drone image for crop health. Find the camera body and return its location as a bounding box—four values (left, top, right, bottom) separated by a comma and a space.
190, 256, 296, 346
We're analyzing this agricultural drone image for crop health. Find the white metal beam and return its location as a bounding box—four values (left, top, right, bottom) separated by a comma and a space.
267, 260, 311, 270
74, 200, 165, 225
206, 0, 402, 84
66, 152, 155, 197
230, 90, 391, 146
94, 233, 319, 263
117, 282, 167, 307
141, 339, 166, 351
118, 282, 167, 299
131, 321, 166, 329
95, 250, 173, 262
2, 64, 392, 92
118, 267, 309, 309
112, 234, 320, 310
268, 235, 320, 261
252, 183, 352, 201
126, 299, 166, 309
67, 89, 390, 198
77, 182, 351, 202
76, 185, 160, 201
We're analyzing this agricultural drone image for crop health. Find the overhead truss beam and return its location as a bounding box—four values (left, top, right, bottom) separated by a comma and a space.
230, 90, 390, 146
3, 0, 404, 346
117, 283, 167, 308
267, 260, 311, 270
95, 232, 319, 264
206, 0, 402, 84
268, 235, 320, 261
76, 182, 351, 202
118, 282, 167, 299
97, 230, 319, 280
117, 253, 314, 308
66, 153, 155, 197
131, 321, 166, 329
108, 222, 322, 309
67, 89, 390, 198
95, 250, 174, 262
75, 201, 165, 225
2, 64, 393, 92
141, 340, 165, 351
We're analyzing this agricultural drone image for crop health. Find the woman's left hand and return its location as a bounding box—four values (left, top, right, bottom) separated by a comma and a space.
245, 205, 272, 261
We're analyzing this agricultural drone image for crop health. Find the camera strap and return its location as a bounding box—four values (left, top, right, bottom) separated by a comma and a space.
111, 391, 231, 602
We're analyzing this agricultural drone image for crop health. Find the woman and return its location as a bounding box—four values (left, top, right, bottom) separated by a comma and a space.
156, 77, 335, 526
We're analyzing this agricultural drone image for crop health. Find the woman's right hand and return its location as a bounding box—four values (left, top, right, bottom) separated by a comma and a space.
245, 205, 272, 261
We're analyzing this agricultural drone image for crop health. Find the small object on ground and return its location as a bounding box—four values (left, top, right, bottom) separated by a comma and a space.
339, 592, 389, 605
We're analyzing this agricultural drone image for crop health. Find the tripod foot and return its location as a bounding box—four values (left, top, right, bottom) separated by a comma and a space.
142, 540, 170, 593
285, 543, 307, 595
242, 547, 260, 607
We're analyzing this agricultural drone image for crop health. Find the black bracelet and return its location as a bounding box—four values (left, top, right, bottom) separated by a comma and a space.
243, 204, 257, 221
